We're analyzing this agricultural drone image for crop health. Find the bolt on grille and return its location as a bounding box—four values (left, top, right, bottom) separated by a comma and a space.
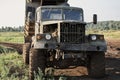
60, 22, 85, 44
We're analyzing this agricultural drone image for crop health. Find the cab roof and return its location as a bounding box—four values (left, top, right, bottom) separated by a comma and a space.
36, 6, 83, 12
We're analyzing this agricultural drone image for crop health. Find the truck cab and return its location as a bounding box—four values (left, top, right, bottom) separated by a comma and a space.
33, 6, 86, 50
33, 6, 106, 52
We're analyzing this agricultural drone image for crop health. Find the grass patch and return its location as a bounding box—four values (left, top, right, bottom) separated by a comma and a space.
0, 52, 29, 80
0, 32, 24, 43
0, 32, 23, 37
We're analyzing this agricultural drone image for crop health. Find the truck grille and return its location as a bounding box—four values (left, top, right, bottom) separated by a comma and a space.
60, 22, 85, 44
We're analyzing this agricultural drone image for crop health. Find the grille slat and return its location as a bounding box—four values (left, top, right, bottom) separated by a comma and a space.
60, 22, 85, 44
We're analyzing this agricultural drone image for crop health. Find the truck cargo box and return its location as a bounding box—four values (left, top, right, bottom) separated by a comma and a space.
27, 0, 68, 5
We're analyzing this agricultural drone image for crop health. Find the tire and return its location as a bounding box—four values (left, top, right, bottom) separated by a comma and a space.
23, 43, 31, 64
29, 48, 46, 80
57, 59, 69, 69
87, 51, 105, 78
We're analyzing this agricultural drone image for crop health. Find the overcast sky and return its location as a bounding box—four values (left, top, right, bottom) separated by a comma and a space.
0, 0, 120, 27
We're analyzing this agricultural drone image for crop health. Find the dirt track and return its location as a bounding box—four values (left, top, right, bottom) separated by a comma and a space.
0, 42, 23, 54
0, 39, 120, 80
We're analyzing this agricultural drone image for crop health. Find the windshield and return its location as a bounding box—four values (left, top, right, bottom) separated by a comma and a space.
42, 9, 62, 20
41, 8, 83, 21
63, 9, 82, 21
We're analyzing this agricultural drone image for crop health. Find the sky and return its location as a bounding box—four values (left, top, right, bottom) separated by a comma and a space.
0, 0, 120, 27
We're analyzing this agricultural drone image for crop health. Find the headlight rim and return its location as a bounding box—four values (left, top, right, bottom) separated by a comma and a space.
91, 35, 97, 41
45, 34, 52, 40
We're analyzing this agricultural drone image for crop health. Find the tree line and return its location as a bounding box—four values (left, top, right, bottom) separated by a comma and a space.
86, 21, 120, 31
0, 26, 24, 32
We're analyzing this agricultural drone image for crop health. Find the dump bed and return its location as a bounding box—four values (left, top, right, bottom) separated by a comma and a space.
27, 0, 68, 5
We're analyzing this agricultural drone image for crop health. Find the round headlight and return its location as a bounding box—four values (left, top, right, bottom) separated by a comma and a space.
91, 35, 97, 40
45, 34, 51, 40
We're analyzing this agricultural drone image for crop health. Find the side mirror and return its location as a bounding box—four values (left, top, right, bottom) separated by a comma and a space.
93, 14, 97, 24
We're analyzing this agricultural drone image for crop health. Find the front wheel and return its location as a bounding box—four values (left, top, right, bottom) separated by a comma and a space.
87, 51, 105, 78
29, 49, 46, 80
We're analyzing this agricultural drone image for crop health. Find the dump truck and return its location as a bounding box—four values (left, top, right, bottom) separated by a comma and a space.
23, 0, 107, 80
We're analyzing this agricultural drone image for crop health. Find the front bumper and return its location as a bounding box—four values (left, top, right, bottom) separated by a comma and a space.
34, 41, 107, 52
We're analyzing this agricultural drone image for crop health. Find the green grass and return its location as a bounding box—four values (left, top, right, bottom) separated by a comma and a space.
0, 32, 23, 37
102, 30, 120, 39
0, 32, 24, 43
0, 52, 29, 80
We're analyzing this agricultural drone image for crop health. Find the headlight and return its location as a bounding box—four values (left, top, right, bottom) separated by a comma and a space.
45, 34, 51, 40
91, 35, 97, 40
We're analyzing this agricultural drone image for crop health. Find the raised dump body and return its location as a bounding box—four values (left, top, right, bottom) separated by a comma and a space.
27, 0, 68, 5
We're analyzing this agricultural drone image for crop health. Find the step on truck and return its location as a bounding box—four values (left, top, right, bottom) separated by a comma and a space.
23, 0, 107, 80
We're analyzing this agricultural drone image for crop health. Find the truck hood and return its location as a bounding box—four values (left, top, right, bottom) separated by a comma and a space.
41, 20, 86, 25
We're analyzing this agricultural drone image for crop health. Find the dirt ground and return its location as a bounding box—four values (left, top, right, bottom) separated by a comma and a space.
0, 42, 23, 54
0, 39, 120, 80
